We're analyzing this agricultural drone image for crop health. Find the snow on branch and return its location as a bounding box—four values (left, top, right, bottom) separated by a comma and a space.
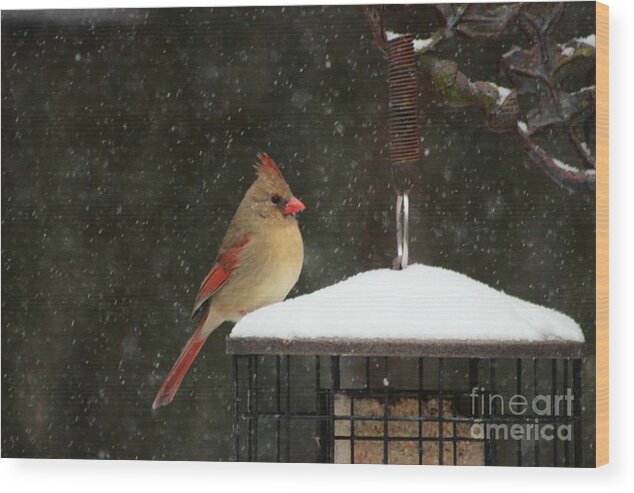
385, 30, 436, 53
515, 122, 596, 193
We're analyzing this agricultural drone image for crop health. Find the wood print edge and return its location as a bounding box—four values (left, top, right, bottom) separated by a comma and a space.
595, 0, 609, 468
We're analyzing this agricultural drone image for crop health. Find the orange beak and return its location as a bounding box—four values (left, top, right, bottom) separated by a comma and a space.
284, 196, 305, 216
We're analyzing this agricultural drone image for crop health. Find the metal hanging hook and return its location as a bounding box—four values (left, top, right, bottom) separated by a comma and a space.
395, 192, 409, 270
387, 34, 418, 270
362, 10, 420, 270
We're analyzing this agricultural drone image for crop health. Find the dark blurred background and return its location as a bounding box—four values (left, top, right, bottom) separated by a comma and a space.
2, 4, 595, 461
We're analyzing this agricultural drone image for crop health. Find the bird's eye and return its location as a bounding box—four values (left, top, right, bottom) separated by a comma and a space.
271, 194, 282, 204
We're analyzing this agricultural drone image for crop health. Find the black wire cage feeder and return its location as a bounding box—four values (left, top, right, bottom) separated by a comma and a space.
226, 30, 587, 467
228, 345, 584, 466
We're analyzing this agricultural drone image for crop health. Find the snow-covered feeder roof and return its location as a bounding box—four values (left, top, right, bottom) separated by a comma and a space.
227, 265, 585, 359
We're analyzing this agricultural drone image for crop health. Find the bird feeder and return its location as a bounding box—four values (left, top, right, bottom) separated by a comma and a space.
227, 265, 585, 466
226, 32, 585, 466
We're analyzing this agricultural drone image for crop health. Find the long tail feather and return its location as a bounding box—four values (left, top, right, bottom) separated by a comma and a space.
152, 315, 220, 409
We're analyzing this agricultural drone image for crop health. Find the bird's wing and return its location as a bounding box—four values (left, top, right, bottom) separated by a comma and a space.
191, 232, 252, 319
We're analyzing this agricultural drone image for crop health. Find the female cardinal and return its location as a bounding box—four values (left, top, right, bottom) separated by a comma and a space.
152, 153, 305, 409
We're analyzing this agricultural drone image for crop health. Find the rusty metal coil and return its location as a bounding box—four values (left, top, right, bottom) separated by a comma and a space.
386, 34, 419, 167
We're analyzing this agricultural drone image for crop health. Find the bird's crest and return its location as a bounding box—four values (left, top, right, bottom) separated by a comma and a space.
254, 153, 284, 181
